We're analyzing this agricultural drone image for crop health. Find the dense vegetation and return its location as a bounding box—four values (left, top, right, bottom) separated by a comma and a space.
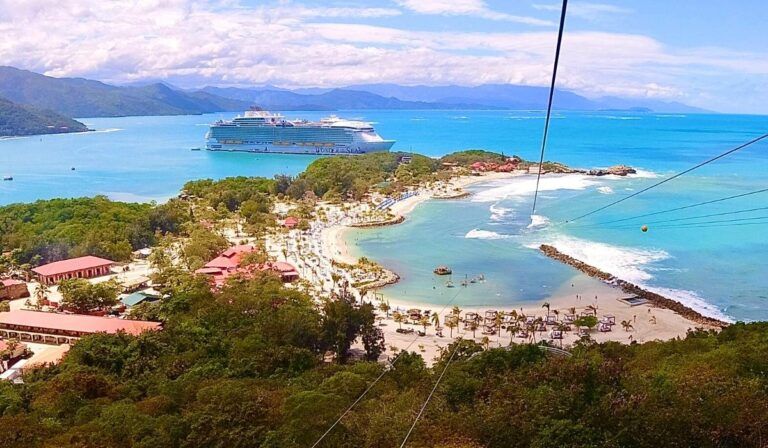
438, 149, 512, 166
0, 263, 766, 447
0, 196, 190, 264
278, 152, 439, 200
0, 96, 88, 136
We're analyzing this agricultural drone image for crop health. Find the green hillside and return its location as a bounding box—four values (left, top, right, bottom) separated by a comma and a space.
0, 97, 88, 136
0, 66, 248, 118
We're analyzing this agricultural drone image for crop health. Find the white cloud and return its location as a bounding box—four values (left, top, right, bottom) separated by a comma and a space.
533, 2, 632, 21
395, 0, 554, 26
0, 0, 766, 112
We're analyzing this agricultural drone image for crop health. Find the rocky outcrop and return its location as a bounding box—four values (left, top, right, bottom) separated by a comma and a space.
356, 269, 400, 293
539, 244, 728, 328
348, 215, 405, 228
586, 165, 637, 176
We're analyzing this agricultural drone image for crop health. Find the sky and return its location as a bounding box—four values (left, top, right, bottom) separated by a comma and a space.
0, 0, 767, 113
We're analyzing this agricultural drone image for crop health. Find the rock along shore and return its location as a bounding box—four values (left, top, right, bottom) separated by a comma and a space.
540, 244, 728, 328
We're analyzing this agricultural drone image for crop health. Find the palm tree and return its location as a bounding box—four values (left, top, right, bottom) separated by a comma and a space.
419, 315, 430, 333
621, 320, 634, 332
542, 301, 551, 318
468, 320, 479, 339
452, 305, 462, 319
506, 322, 520, 346
378, 301, 391, 318
430, 312, 440, 330
393, 311, 404, 329
445, 316, 458, 338
481, 336, 490, 350
494, 314, 503, 343
586, 304, 598, 316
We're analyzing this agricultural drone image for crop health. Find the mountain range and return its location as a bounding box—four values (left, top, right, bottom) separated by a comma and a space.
0, 66, 707, 127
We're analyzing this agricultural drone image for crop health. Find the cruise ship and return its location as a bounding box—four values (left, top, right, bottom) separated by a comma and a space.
205, 108, 394, 155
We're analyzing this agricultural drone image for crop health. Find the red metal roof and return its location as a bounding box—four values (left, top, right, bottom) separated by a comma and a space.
32, 256, 115, 277
205, 245, 255, 270
1, 279, 24, 287
0, 310, 160, 335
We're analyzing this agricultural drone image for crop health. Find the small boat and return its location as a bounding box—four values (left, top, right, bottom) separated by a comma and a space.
434, 265, 452, 275
446, 280, 455, 288
190, 147, 202, 151
71, 167, 76, 171
460, 280, 468, 287
2, 175, 12, 181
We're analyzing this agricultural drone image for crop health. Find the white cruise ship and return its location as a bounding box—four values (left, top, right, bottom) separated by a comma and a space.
205, 108, 394, 155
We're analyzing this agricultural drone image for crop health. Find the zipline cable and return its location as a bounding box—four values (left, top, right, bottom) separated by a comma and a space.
640, 220, 768, 231
531, 0, 569, 216
565, 132, 768, 223
569, 187, 768, 227
594, 205, 768, 229
621, 214, 768, 229
310, 287, 467, 448
398, 338, 462, 448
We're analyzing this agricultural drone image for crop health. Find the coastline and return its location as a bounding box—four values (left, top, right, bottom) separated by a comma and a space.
316, 171, 721, 364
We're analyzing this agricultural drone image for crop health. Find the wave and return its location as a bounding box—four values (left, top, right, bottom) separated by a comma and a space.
530, 235, 732, 322
465, 229, 510, 240
629, 169, 660, 179
489, 203, 513, 221
471, 174, 599, 203
540, 235, 669, 284
655, 114, 687, 118
597, 186, 614, 195
527, 214, 550, 229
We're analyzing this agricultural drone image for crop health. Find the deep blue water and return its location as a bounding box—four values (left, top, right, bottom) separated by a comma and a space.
0, 110, 766, 321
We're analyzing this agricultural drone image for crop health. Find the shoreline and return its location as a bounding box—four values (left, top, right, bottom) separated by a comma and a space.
312, 171, 720, 363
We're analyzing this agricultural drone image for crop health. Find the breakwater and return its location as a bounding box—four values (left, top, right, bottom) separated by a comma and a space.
540, 244, 728, 328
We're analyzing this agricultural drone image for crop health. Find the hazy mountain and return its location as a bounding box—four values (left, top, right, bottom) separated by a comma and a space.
200, 87, 499, 110
593, 96, 708, 113
0, 96, 88, 137
0, 67, 249, 118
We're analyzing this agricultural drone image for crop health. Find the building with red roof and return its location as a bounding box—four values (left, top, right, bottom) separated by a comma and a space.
283, 216, 300, 229
32, 256, 115, 285
0, 279, 29, 300
0, 310, 161, 345
195, 245, 299, 288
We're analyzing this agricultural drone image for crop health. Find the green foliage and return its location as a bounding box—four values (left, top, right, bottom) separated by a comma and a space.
180, 227, 229, 270
0, 96, 88, 136
288, 152, 438, 200
438, 149, 509, 166
0, 196, 189, 263
183, 176, 275, 212
59, 278, 121, 313
574, 315, 599, 329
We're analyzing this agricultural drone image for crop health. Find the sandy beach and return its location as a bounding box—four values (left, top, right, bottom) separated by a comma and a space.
300, 171, 716, 365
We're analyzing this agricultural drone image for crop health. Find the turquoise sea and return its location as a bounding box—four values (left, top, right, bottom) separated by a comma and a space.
1, 110, 766, 321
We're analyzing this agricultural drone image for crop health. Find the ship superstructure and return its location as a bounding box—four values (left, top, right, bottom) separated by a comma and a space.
205, 108, 394, 155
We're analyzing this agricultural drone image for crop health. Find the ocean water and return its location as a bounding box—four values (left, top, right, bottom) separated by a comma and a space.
1, 110, 766, 321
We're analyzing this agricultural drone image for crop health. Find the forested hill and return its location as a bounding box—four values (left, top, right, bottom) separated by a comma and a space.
0, 97, 88, 137
0, 66, 249, 118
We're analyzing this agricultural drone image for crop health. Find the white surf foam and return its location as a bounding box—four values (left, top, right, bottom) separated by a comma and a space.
527, 214, 550, 229
471, 174, 599, 203
88, 128, 125, 134
489, 203, 513, 221
530, 235, 733, 322
629, 169, 660, 179
465, 229, 510, 240
597, 186, 614, 195
544, 235, 669, 284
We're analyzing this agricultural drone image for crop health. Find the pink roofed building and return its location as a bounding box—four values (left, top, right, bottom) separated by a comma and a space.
195, 245, 299, 288
32, 256, 115, 285
283, 216, 300, 229
0, 310, 161, 345
1, 279, 30, 300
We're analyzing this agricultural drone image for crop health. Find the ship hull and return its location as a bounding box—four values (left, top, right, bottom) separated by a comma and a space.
205, 140, 394, 155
